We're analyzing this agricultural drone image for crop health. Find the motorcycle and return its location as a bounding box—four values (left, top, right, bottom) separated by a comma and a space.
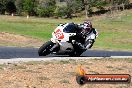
38, 23, 87, 56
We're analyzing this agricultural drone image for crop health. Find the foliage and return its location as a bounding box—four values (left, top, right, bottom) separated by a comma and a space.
15, 0, 23, 15
55, 0, 83, 18
6, 1, 16, 14
23, 0, 35, 15
0, 0, 7, 14
0, 0, 131, 17
35, 0, 56, 17
110, 0, 130, 5
54, 6, 67, 17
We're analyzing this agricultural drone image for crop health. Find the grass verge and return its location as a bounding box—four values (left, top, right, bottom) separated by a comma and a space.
0, 10, 132, 50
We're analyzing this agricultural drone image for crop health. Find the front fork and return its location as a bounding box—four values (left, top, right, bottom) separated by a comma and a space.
50, 38, 60, 52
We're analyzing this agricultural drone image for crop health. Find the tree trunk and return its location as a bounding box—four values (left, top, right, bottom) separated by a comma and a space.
85, 5, 88, 19
27, 15, 29, 19
11, 13, 14, 16
122, 3, 125, 10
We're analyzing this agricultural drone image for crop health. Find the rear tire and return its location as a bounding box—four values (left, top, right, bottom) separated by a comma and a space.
38, 41, 55, 56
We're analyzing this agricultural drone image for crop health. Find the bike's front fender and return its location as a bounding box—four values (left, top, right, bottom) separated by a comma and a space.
50, 38, 57, 43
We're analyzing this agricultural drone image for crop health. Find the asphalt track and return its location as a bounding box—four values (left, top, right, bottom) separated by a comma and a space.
0, 46, 132, 59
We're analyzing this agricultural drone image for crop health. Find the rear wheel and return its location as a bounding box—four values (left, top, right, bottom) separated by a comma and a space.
38, 41, 55, 56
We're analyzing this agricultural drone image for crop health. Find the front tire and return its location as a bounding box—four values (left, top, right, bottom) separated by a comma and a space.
38, 41, 55, 56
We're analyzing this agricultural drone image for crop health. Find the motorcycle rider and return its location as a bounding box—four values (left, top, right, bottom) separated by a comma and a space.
75, 20, 98, 49
59, 21, 98, 49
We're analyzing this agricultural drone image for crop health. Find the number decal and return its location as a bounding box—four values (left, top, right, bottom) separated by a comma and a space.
54, 29, 64, 39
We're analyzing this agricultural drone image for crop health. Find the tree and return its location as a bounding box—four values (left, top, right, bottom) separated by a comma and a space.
63, 0, 83, 18
6, 1, 16, 15
0, 0, 7, 14
54, 6, 67, 18
109, 0, 130, 12
83, 0, 110, 18
15, 0, 23, 15
35, 0, 56, 17
23, 0, 36, 18
84, 0, 97, 18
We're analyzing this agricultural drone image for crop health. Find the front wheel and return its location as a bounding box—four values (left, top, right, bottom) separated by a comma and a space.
38, 41, 55, 56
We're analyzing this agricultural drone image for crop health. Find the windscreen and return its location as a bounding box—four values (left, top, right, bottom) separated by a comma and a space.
63, 23, 77, 33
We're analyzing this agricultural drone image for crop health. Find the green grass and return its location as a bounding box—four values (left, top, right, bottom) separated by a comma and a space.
93, 12, 132, 51
0, 16, 84, 40
0, 10, 132, 51
0, 17, 58, 40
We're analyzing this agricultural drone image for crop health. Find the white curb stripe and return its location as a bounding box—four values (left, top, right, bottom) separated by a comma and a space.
0, 56, 132, 64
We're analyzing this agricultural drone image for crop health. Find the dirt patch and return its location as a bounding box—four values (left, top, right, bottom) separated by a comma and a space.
0, 32, 43, 47
0, 58, 131, 88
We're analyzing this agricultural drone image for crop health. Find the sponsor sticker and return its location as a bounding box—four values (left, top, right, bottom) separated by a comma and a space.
76, 66, 131, 85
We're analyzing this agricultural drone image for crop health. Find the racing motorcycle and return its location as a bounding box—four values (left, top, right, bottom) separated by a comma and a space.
38, 23, 87, 56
